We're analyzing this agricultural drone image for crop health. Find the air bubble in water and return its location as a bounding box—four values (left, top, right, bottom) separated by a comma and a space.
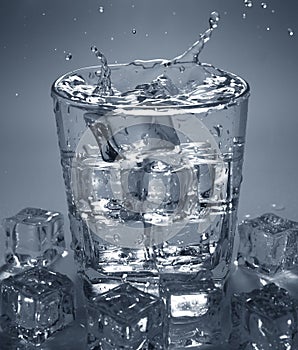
244, 0, 253, 8
288, 28, 294, 36
98, 6, 104, 13
261, 2, 267, 9
91, 46, 98, 53
209, 11, 220, 29
65, 53, 72, 61
132, 28, 137, 34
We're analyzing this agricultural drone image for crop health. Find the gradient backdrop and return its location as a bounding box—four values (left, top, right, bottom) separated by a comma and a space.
0, 0, 298, 242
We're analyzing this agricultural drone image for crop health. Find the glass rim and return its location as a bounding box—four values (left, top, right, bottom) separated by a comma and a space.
51, 61, 250, 112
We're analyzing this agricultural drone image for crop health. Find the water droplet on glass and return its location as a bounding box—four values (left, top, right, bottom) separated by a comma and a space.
132, 28, 137, 34
113, 234, 120, 242
91, 46, 98, 53
242, 13, 247, 19
244, 0, 253, 8
271, 203, 285, 211
98, 6, 104, 13
209, 11, 220, 29
288, 28, 294, 36
65, 53, 72, 61
261, 2, 267, 9
213, 124, 223, 137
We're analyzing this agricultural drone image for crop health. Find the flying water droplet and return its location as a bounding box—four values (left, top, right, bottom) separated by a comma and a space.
91, 46, 98, 53
288, 28, 294, 37
73, 17, 77, 21
209, 11, 220, 29
132, 28, 137, 34
266, 27, 270, 31
65, 53, 72, 61
15, 93, 19, 97
172, 11, 176, 16
145, 33, 149, 37
111, 36, 114, 41
242, 13, 247, 19
42, 12, 46, 16
98, 6, 104, 13
261, 2, 267, 9
244, 0, 253, 8
271, 203, 285, 211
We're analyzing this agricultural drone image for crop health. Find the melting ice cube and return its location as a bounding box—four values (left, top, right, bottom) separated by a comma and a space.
230, 283, 298, 350
0, 267, 74, 345
85, 283, 164, 349
2, 208, 65, 268
237, 213, 298, 274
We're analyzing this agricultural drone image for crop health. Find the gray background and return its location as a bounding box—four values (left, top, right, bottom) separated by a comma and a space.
0, 0, 297, 233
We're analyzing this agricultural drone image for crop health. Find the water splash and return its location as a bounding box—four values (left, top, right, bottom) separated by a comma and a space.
93, 51, 113, 95
56, 10, 247, 107
171, 11, 220, 64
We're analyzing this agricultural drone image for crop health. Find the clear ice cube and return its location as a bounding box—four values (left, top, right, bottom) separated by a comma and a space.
160, 272, 223, 348
230, 283, 298, 350
84, 113, 180, 163
3, 208, 65, 267
237, 213, 298, 274
0, 267, 75, 345
85, 283, 164, 349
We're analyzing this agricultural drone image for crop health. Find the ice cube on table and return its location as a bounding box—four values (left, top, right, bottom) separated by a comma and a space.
2, 208, 65, 267
237, 213, 298, 274
160, 272, 223, 349
0, 267, 75, 345
230, 283, 298, 350
85, 283, 164, 349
